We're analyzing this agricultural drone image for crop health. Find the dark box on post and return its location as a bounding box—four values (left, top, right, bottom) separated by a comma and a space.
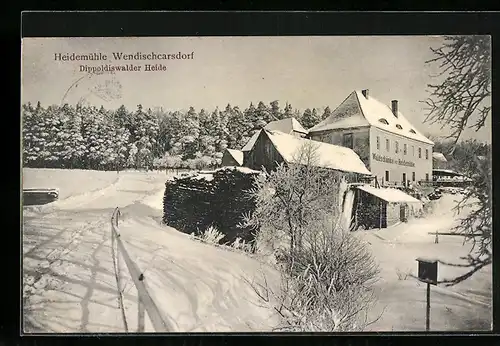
416, 257, 438, 285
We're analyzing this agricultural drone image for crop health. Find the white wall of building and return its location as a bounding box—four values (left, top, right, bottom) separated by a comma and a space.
369, 127, 433, 184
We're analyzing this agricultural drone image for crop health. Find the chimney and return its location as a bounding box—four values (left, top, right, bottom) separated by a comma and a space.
362, 89, 369, 99
391, 100, 399, 118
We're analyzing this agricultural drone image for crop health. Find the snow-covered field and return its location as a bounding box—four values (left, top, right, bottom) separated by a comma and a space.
22, 168, 280, 333
22, 168, 492, 332
22, 168, 120, 201
360, 194, 492, 331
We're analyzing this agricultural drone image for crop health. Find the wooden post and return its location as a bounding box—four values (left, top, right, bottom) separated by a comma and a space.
416, 257, 437, 332
434, 230, 439, 244
426, 282, 430, 331
379, 200, 382, 229
138, 297, 145, 332
137, 273, 145, 332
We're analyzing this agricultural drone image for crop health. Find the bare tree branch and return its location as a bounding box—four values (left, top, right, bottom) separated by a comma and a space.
423, 36, 491, 145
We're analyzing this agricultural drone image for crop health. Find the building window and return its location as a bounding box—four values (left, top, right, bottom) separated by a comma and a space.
403, 143, 407, 155
425, 149, 429, 160
385, 170, 390, 182
386, 139, 390, 152
412, 172, 416, 181
425, 173, 429, 181
418, 147, 422, 158
395, 141, 399, 153
379, 118, 389, 125
396, 124, 403, 130
342, 133, 353, 149
376, 136, 380, 150
402, 173, 406, 183
409, 129, 417, 134
412, 145, 415, 156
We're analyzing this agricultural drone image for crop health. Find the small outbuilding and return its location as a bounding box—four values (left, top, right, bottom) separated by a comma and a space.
221, 148, 244, 167
352, 184, 423, 229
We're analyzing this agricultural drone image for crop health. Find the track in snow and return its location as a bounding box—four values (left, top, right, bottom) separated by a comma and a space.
22, 170, 280, 333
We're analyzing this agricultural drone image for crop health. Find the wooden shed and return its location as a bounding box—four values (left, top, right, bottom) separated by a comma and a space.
352, 185, 423, 229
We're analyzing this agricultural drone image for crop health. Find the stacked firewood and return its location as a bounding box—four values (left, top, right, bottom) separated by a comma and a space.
163, 168, 261, 244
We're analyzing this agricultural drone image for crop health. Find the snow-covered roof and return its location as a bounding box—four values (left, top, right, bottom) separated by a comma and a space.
432, 169, 463, 176
432, 152, 448, 162
241, 131, 261, 152
264, 130, 372, 175
226, 149, 244, 166
356, 185, 422, 204
309, 90, 434, 145
265, 117, 308, 134
241, 118, 307, 152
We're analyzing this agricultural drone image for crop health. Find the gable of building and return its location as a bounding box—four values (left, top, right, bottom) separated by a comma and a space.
244, 129, 285, 171
264, 117, 308, 135
308, 92, 370, 133
309, 90, 434, 146
241, 131, 261, 152
241, 118, 308, 152
354, 91, 434, 145
226, 149, 244, 166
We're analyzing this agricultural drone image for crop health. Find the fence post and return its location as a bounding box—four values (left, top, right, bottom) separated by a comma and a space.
137, 298, 145, 332
426, 282, 431, 331
137, 274, 145, 332
110, 207, 173, 333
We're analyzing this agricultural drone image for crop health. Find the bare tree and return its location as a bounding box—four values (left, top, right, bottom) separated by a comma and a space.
243, 142, 343, 259
423, 35, 491, 145
423, 35, 492, 286
242, 142, 380, 331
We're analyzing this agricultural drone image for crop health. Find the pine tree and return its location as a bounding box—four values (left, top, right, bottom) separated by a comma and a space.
322, 106, 332, 120
284, 102, 294, 119
60, 104, 85, 168
256, 101, 273, 124
244, 102, 264, 138
34, 104, 53, 167
181, 106, 201, 160
301, 108, 321, 129
22, 102, 38, 166
270, 100, 283, 120
198, 108, 217, 156
210, 107, 229, 154
79, 106, 99, 169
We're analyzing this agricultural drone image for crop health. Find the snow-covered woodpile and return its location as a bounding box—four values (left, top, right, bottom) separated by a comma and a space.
163, 167, 262, 244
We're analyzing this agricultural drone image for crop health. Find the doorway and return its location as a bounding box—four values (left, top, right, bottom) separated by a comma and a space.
400, 204, 407, 222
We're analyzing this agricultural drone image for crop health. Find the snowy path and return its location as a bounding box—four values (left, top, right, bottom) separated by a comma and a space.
359, 195, 492, 331
23, 171, 279, 333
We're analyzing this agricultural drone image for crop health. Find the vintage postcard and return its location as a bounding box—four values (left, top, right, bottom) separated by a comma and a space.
21, 35, 492, 333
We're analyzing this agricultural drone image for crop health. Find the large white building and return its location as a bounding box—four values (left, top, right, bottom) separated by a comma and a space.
308, 89, 434, 186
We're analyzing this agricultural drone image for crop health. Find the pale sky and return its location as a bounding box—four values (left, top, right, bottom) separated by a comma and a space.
21, 36, 491, 142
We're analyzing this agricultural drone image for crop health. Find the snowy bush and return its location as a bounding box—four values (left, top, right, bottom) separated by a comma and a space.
242, 142, 380, 331
395, 267, 411, 281
230, 237, 253, 253
198, 225, 225, 245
